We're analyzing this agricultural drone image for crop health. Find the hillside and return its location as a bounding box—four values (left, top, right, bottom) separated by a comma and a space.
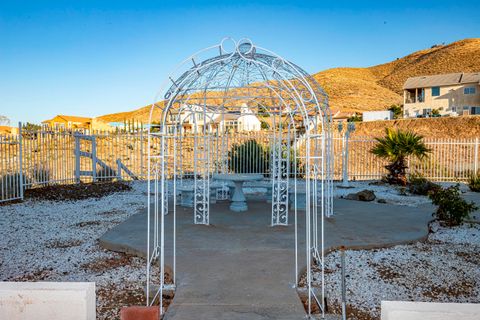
312, 67, 402, 112
98, 38, 480, 122
313, 38, 480, 113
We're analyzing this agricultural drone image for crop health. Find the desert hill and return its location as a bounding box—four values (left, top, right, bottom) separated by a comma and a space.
98, 38, 480, 122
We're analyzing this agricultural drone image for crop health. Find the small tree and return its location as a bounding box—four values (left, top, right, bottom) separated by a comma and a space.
371, 128, 430, 185
347, 114, 362, 122
22, 122, 41, 131
260, 120, 269, 130
468, 172, 480, 192
388, 104, 403, 119
0, 115, 10, 126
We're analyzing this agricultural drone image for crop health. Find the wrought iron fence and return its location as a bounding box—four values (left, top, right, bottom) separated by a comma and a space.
1, 125, 479, 203
0, 131, 23, 202
333, 136, 479, 182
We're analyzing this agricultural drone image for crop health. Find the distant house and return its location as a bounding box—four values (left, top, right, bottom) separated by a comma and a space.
363, 110, 393, 122
330, 109, 357, 122
168, 104, 262, 133
403, 72, 480, 118
42, 115, 92, 130
0, 126, 19, 135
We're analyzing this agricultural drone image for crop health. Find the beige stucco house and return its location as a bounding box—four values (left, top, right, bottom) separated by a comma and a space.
42, 115, 114, 132
403, 72, 480, 118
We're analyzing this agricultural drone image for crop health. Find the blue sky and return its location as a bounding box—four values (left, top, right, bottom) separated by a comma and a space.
1, 0, 479, 124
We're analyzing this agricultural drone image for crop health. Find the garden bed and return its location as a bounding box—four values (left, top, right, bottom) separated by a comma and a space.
24, 181, 131, 201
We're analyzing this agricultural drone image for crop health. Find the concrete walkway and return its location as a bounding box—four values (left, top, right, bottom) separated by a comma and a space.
100, 199, 434, 319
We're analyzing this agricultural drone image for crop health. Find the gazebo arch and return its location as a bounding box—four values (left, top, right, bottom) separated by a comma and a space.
147, 38, 333, 317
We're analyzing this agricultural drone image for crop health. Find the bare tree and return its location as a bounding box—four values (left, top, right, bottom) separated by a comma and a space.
0, 115, 11, 126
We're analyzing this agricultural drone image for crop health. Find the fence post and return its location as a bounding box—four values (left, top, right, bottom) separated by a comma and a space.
341, 246, 347, 320
475, 138, 479, 174
91, 136, 97, 182
140, 129, 144, 179
117, 159, 122, 180
341, 122, 355, 187
18, 122, 24, 200
74, 134, 80, 183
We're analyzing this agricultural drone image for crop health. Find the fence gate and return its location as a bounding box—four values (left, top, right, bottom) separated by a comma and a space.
0, 128, 23, 202
74, 134, 118, 182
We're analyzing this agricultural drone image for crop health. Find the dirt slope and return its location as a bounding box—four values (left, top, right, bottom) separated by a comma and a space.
353, 116, 480, 139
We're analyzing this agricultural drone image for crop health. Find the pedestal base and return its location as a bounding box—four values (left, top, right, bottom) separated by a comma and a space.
230, 201, 248, 212
230, 181, 248, 212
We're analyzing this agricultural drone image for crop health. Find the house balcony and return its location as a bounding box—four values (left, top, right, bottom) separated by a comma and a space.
404, 88, 425, 104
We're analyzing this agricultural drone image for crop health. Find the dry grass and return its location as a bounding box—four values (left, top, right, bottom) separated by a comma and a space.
312, 67, 402, 112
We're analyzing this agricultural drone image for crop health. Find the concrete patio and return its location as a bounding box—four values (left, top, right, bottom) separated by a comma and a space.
100, 198, 434, 319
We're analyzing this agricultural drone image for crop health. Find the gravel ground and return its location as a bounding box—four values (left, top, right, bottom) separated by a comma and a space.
333, 181, 431, 207
314, 222, 480, 320
0, 181, 161, 319
1, 179, 472, 320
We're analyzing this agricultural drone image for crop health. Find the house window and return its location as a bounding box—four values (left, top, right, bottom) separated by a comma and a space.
431, 87, 440, 96
472, 107, 480, 115
464, 87, 476, 95
417, 88, 425, 102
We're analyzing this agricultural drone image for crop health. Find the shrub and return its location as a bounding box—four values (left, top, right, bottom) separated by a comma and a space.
388, 104, 403, 119
96, 166, 117, 182
228, 140, 269, 174
468, 172, 480, 192
408, 173, 441, 195
428, 184, 477, 226
227, 140, 304, 177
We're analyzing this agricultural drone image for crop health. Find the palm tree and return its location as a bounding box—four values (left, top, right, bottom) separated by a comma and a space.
371, 128, 430, 185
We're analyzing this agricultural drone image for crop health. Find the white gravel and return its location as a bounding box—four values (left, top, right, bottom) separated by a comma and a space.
0, 181, 152, 320
1, 178, 473, 320
316, 222, 480, 319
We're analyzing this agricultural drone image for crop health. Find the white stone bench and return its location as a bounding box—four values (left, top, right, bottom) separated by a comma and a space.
0, 282, 95, 320
178, 181, 234, 207
178, 185, 195, 207
381, 301, 480, 320
244, 180, 272, 202
288, 185, 307, 210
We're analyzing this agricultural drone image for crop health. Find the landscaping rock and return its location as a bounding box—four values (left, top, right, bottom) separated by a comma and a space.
377, 199, 387, 204
344, 189, 376, 202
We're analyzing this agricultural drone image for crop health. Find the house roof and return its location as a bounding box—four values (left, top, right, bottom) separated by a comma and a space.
213, 113, 240, 122
403, 72, 480, 89
0, 125, 13, 133
42, 115, 92, 124
329, 108, 356, 119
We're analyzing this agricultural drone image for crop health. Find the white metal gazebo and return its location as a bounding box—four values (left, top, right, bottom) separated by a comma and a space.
147, 38, 333, 318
